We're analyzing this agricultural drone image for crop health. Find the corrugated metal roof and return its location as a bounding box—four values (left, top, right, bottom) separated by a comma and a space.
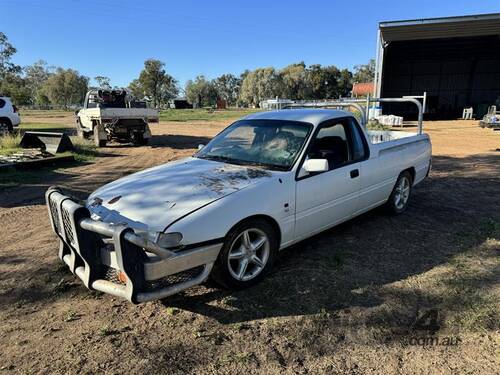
380, 13, 500, 42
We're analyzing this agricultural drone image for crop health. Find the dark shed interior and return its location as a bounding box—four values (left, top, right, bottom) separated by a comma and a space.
381, 35, 500, 119
378, 14, 500, 120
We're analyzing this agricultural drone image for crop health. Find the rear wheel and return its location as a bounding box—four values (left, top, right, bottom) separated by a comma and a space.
131, 132, 148, 146
385, 171, 412, 214
211, 218, 278, 289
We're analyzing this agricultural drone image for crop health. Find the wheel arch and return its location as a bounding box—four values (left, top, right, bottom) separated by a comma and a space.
227, 214, 282, 249
401, 167, 415, 184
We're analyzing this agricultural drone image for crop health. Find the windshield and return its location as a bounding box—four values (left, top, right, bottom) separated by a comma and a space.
196, 119, 312, 170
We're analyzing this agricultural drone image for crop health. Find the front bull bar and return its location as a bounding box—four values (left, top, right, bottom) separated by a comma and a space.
45, 187, 222, 303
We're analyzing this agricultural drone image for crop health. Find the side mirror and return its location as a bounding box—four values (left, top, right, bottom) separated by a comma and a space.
197, 144, 205, 151
302, 159, 329, 174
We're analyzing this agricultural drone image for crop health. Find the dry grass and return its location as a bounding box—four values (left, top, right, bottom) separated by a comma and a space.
0, 133, 22, 155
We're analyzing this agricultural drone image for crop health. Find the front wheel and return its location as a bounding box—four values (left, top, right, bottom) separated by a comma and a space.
93, 127, 107, 147
385, 171, 413, 214
211, 219, 278, 289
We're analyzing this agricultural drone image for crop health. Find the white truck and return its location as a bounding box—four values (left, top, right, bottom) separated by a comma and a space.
76, 89, 159, 147
46, 98, 431, 304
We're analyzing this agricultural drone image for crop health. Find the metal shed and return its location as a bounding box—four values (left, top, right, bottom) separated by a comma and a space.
374, 13, 500, 119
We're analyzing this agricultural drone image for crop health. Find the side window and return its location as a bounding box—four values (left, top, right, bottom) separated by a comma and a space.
308, 122, 351, 170
346, 118, 367, 161
0, 99, 5, 109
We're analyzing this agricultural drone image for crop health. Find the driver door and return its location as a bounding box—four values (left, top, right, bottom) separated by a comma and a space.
294, 119, 361, 240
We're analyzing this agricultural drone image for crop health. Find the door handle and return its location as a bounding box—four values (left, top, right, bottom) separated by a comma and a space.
350, 169, 359, 178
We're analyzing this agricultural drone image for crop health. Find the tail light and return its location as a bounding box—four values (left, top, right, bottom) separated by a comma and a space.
12, 105, 18, 113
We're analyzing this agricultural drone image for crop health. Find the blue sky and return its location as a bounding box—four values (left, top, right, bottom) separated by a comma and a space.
2, 0, 499, 87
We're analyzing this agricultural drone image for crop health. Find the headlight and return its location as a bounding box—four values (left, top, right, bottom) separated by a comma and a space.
135, 231, 183, 249
156, 232, 183, 248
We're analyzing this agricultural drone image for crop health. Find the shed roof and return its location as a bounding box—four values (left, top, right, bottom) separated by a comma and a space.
379, 12, 500, 42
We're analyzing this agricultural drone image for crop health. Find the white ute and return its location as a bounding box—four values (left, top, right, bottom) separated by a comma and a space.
46, 101, 431, 303
76, 89, 159, 146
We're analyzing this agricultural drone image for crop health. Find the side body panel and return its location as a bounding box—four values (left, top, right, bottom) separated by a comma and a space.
356, 134, 431, 215
294, 163, 360, 241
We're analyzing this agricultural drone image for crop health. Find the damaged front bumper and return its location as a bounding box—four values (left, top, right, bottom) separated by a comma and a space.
45, 187, 222, 303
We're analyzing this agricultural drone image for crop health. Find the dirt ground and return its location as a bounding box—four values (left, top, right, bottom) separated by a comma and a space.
0, 115, 499, 374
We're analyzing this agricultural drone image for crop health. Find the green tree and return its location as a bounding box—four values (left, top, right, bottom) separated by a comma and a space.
185, 75, 217, 108
280, 62, 308, 100
239, 67, 281, 107
42, 68, 89, 108
338, 69, 353, 97
213, 74, 241, 106
0, 73, 31, 105
94, 75, 111, 89
353, 59, 375, 83
128, 79, 143, 98
135, 59, 177, 107
0, 32, 20, 78
24, 60, 52, 105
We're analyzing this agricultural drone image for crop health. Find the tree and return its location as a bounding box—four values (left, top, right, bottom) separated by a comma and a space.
185, 75, 217, 108
94, 75, 111, 89
338, 69, 353, 97
128, 79, 143, 98
134, 59, 178, 107
353, 59, 375, 83
213, 74, 241, 106
0, 32, 20, 78
24, 60, 52, 105
42, 68, 89, 108
280, 62, 308, 100
239, 67, 281, 107
0, 73, 31, 105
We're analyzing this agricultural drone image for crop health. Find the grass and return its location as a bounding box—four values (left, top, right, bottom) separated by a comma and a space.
159, 108, 261, 122
0, 133, 22, 156
0, 132, 98, 189
20, 122, 74, 133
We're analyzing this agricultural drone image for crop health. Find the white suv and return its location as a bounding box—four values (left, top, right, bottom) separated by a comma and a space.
0, 96, 21, 133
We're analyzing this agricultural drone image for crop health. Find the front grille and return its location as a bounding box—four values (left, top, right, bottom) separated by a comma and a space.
49, 197, 61, 234
144, 266, 204, 291
61, 206, 75, 245
103, 266, 126, 285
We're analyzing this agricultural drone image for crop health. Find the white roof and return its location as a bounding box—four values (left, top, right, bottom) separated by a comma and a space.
243, 109, 352, 126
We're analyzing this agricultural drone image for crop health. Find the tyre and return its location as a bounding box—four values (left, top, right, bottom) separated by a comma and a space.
93, 130, 107, 147
0, 118, 13, 135
385, 171, 413, 215
76, 118, 85, 139
131, 132, 148, 146
211, 218, 278, 289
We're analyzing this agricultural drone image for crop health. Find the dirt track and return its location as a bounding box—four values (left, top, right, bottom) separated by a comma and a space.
0, 118, 499, 374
